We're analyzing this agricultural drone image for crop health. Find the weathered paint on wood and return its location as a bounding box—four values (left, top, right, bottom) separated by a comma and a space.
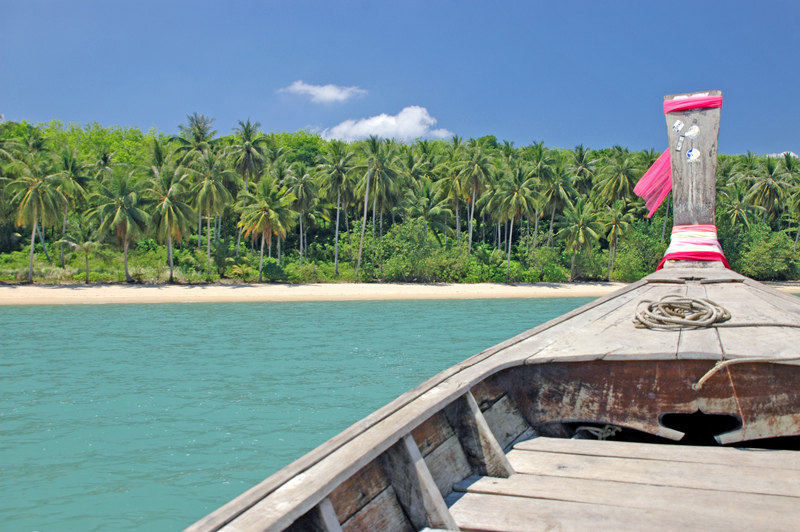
421, 434, 472, 497
377, 434, 459, 530
479, 395, 531, 451
411, 412, 455, 457
664, 90, 722, 226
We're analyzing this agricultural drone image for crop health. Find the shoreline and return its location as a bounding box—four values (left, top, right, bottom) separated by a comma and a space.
0, 281, 627, 306
2, 281, 798, 306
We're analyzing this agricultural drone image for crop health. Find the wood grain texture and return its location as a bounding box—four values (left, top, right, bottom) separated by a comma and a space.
327, 460, 389, 524
340, 487, 413, 532
513, 437, 800, 470
664, 90, 722, 226
378, 434, 459, 530
506, 448, 800, 496
449, 476, 798, 532
443, 392, 514, 478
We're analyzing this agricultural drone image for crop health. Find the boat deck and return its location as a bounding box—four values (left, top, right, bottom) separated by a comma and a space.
445, 437, 800, 531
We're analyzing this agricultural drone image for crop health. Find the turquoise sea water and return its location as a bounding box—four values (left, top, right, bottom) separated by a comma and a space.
1, 297, 591, 531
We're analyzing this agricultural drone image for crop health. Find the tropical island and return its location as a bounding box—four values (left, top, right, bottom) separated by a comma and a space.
1, 116, 798, 289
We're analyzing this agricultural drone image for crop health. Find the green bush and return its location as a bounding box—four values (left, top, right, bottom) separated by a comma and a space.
731, 223, 799, 280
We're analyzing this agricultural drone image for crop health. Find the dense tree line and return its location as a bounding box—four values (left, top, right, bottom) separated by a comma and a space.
0, 116, 798, 284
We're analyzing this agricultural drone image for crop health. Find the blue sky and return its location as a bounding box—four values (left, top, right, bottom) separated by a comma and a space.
1, 1, 797, 154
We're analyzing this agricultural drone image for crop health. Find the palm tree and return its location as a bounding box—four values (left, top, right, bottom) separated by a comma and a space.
603, 200, 634, 279
570, 144, 596, 196
541, 160, 575, 246
435, 136, 466, 243
147, 148, 194, 282
6, 152, 65, 282
229, 119, 267, 255
458, 138, 494, 254
557, 198, 602, 281
402, 178, 452, 243
745, 157, 789, 223
595, 150, 638, 203
284, 162, 318, 264
493, 162, 538, 280
238, 178, 295, 282
355, 136, 399, 276
190, 148, 233, 259
55, 148, 90, 267
92, 146, 116, 183
56, 215, 106, 284
318, 140, 356, 274
174, 113, 218, 163
91, 171, 148, 283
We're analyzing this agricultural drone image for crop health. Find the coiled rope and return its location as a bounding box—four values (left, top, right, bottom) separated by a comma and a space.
634, 295, 730, 330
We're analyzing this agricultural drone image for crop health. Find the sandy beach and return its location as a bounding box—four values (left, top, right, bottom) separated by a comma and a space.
0, 282, 633, 306
2, 281, 799, 306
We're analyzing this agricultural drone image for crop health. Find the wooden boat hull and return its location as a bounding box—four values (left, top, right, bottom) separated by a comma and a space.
187, 266, 800, 531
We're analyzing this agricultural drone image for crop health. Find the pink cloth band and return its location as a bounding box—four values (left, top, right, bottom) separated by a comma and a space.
656, 224, 729, 270
663, 95, 723, 114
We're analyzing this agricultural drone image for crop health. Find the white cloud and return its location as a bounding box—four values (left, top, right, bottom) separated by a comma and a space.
322, 106, 453, 142
279, 80, 366, 104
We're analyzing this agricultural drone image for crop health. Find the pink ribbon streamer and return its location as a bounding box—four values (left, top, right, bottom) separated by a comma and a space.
634, 94, 723, 217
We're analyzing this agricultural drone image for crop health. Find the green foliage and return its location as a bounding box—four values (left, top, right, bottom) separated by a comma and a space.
611, 220, 666, 282
729, 223, 798, 280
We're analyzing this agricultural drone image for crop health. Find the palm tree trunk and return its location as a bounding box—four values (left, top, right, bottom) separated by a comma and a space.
506, 221, 513, 281
548, 207, 556, 246
468, 186, 476, 255
37, 224, 50, 261
298, 214, 304, 265
344, 207, 353, 262
84, 251, 90, 284
356, 164, 371, 277
27, 216, 37, 283
197, 212, 202, 250
455, 199, 461, 243
607, 237, 614, 281
61, 205, 68, 268
236, 227, 243, 258
259, 233, 265, 282
794, 221, 800, 252
277, 238, 282, 265
570, 251, 577, 281
334, 188, 341, 275
167, 233, 174, 283
371, 193, 377, 237
206, 214, 211, 259
533, 212, 540, 251
123, 237, 133, 283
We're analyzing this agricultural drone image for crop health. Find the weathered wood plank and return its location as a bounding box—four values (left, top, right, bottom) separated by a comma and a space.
480, 395, 531, 451
422, 434, 472, 497
378, 434, 459, 530
513, 437, 800, 470
411, 412, 455, 457
340, 487, 413, 532
450, 475, 799, 531
469, 378, 507, 411
327, 460, 389, 524
449, 492, 794, 532
675, 282, 724, 360
443, 392, 514, 478
506, 449, 800, 497
664, 90, 722, 226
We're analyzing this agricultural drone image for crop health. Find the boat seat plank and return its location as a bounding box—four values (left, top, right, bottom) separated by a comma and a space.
447, 491, 791, 532
451, 473, 799, 530
513, 437, 800, 470
506, 448, 800, 497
